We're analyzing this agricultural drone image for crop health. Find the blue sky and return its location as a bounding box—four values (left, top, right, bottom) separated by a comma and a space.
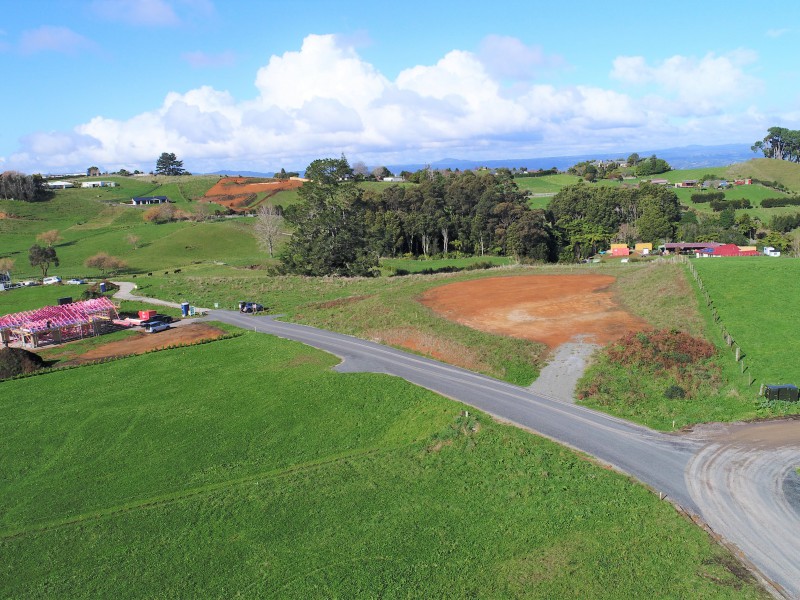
1, 0, 798, 174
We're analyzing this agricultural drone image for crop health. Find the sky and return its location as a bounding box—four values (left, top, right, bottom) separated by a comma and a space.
1, 0, 798, 174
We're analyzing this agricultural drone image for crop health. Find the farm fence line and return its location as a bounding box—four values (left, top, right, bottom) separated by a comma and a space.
679, 255, 759, 393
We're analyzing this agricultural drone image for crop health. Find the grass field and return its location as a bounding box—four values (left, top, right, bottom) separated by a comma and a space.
0, 332, 766, 598
727, 158, 800, 192
692, 257, 800, 387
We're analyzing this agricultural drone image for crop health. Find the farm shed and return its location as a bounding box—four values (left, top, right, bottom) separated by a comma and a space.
662, 242, 723, 254
131, 196, 170, 205
0, 297, 119, 348
634, 243, 653, 254
675, 180, 698, 188
46, 180, 75, 189
701, 244, 758, 257
610, 244, 630, 257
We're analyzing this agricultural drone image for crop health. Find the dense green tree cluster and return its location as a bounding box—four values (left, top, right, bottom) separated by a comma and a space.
566, 161, 620, 181
279, 159, 557, 275
549, 182, 680, 258
0, 171, 47, 201
634, 155, 671, 176
360, 167, 554, 260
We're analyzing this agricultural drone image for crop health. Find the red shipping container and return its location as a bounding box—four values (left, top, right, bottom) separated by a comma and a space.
139, 309, 157, 320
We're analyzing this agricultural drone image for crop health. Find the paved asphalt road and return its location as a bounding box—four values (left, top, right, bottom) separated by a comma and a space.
209, 310, 800, 599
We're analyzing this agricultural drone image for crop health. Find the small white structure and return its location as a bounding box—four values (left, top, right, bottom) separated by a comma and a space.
382, 176, 404, 182
46, 180, 75, 189
763, 246, 781, 257
81, 181, 117, 188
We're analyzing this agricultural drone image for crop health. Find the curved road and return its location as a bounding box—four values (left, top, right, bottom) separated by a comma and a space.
111, 285, 800, 598
208, 310, 800, 598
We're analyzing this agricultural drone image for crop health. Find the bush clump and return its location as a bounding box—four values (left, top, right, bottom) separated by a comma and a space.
0, 347, 46, 379
606, 329, 716, 371
664, 385, 686, 399
578, 329, 720, 409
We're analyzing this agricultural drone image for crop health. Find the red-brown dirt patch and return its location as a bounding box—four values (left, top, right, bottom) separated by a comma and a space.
202, 177, 304, 212
60, 323, 227, 365
419, 274, 648, 348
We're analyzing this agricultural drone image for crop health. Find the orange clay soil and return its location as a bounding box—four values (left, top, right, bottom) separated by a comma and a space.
59, 323, 227, 365
202, 177, 303, 212
418, 274, 648, 348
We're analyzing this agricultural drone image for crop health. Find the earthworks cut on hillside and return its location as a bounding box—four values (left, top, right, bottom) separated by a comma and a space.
202, 177, 303, 212
419, 274, 648, 348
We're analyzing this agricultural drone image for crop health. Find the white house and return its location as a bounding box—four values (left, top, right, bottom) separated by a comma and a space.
81, 181, 117, 188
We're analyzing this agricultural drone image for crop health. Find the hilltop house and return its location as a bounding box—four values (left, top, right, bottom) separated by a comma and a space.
130, 196, 170, 206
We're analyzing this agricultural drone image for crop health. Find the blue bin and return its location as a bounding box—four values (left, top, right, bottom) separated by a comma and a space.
181, 302, 190, 317
99, 282, 107, 293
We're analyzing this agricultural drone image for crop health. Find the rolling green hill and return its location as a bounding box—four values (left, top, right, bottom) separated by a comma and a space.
727, 158, 800, 192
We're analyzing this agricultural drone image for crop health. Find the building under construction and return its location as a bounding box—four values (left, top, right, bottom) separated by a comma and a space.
0, 297, 119, 348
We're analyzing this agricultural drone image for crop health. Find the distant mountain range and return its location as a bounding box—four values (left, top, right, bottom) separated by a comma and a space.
206, 143, 758, 178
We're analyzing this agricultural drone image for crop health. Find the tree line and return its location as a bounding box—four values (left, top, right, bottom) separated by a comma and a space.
275, 157, 684, 276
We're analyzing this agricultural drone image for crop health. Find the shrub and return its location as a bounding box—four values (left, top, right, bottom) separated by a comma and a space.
607, 329, 716, 371
664, 385, 686, 399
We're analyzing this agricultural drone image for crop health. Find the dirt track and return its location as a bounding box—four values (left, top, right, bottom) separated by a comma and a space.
419, 274, 648, 348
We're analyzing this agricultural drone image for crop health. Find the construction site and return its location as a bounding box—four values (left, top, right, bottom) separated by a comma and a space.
0, 297, 119, 349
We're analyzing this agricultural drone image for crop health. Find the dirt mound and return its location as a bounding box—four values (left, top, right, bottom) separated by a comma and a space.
60, 323, 228, 366
0, 347, 46, 378
202, 177, 303, 212
419, 274, 648, 348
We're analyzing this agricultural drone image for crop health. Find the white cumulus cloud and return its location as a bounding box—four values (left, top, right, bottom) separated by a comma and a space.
9, 34, 766, 173
611, 51, 760, 115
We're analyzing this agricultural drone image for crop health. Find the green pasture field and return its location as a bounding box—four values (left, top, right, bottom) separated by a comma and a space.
515, 173, 578, 194
0, 332, 766, 598
678, 184, 794, 220
727, 158, 800, 192
2, 214, 263, 280
0, 284, 92, 314
692, 257, 800, 387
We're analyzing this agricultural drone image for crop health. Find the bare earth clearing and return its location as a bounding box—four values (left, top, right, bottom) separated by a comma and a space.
59, 322, 227, 365
418, 274, 646, 400
419, 274, 648, 348
201, 177, 303, 212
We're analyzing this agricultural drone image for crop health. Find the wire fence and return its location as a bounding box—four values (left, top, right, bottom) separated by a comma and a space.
680, 255, 758, 392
